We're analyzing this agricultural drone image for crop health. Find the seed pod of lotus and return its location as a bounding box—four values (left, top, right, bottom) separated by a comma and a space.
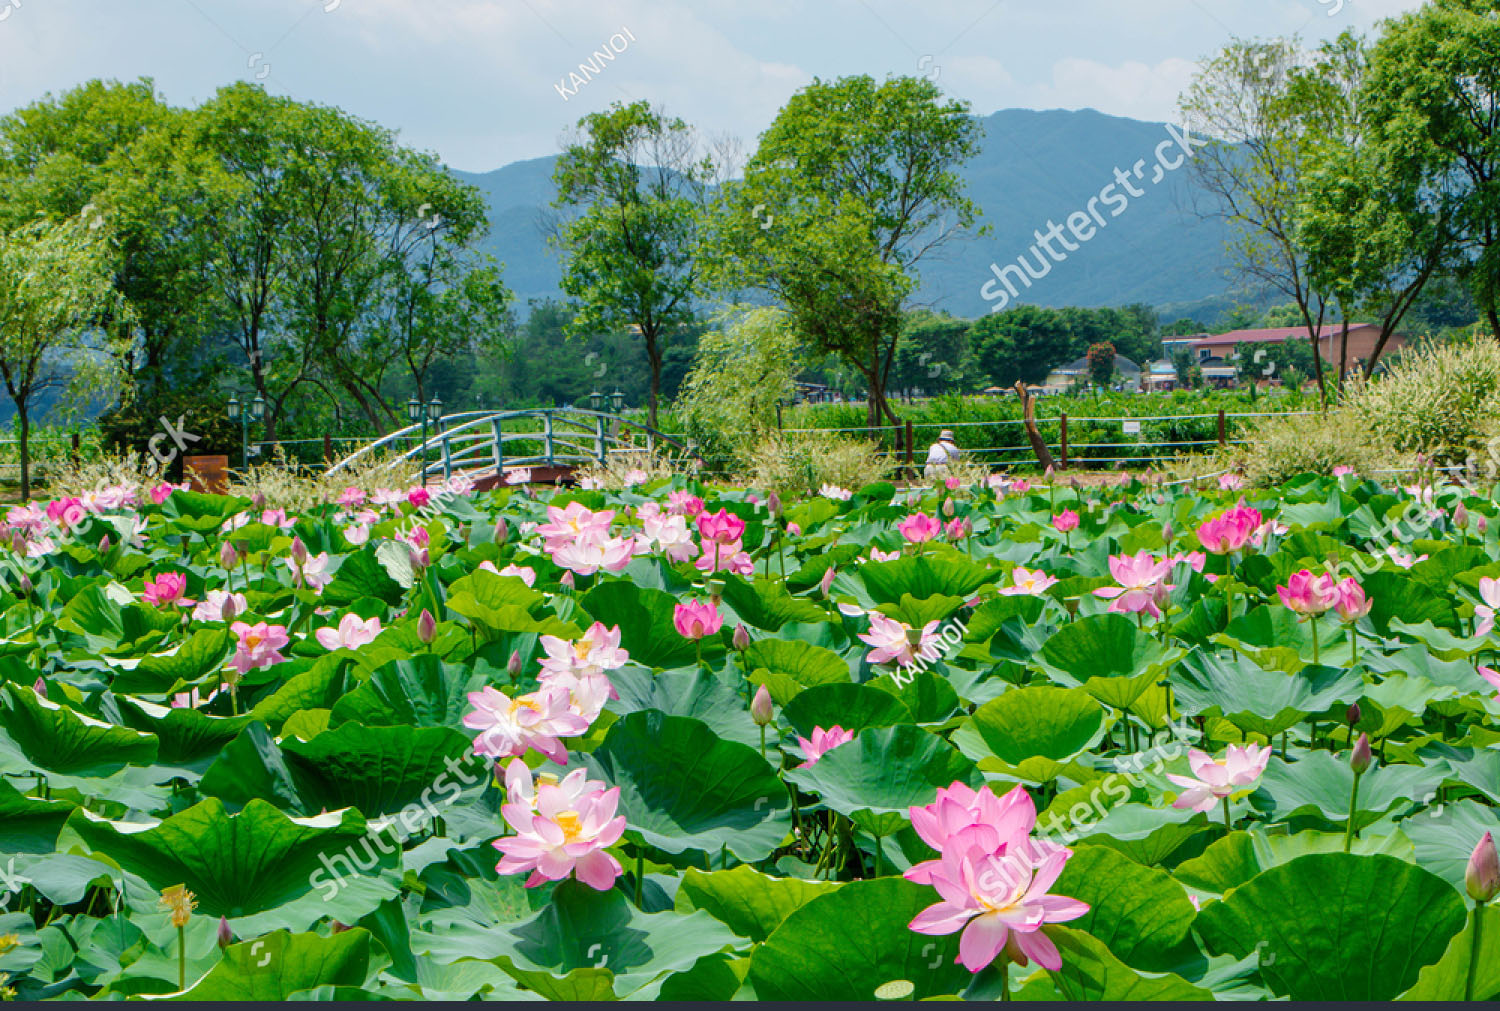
750, 684, 774, 727
1350, 732, 1372, 775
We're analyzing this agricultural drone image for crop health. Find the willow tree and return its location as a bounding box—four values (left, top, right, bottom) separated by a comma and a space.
705, 75, 983, 441
0, 218, 126, 498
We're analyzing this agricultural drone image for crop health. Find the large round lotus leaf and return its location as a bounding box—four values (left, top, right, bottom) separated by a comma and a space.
581, 711, 790, 861
1401, 799, 1500, 896
173, 928, 374, 1001
963, 685, 1105, 765
1051, 845, 1198, 973
779, 683, 914, 739
1171, 650, 1364, 737
1039, 613, 1179, 709
579, 582, 724, 669
673, 865, 841, 943
0, 684, 157, 777
199, 722, 477, 818
1194, 852, 1466, 1001
61, 798, 399, 928
1249, 751, 1447, 831
1037, 925, 1212, 1001
748, 877, 973, 1001
857, 554, 996, 604
743, 638, 850, 690
329, 653, 488, 729
786, 724, 980, 836
608, 665, 760, 748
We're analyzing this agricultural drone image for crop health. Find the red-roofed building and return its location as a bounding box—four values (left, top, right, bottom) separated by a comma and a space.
1190, 323, 1401, 367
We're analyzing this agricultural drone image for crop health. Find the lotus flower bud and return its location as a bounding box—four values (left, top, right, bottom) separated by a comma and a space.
1481, 515, 1490, 535
1455, 503, 1469, 529
220, 594, 239, 622
1346, 702, 1361, 726
1162, 523, 1173, 544
97, 534, 110, 554
494, 517, 508, 543
251, 491, 266, 510
750, 684, 774, 726
507, 650, 522, 676
767, 491, 781, 516
416, 608, 436, 644
290, 535, 308, 564
942, 498, 956, 517
1350, 732, 1372, 775
819, 566, 836, 598
787, 522, 802, 537
560, 571, 575, 591
32, 677, 44, 696
18, 574, 31, 597
219, 541, 238, 569
1467, 831, 1500, 903
331, 920, 350, 934
733, 622, 750, 651
217, 916, 233, 950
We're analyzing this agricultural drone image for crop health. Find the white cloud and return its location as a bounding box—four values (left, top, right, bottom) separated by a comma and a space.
1022, 57, 1201, 124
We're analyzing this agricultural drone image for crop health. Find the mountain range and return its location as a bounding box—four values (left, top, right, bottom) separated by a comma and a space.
451, 107, 1241, 323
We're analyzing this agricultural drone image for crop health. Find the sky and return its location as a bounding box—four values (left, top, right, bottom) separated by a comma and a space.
0, 0, 1427, 173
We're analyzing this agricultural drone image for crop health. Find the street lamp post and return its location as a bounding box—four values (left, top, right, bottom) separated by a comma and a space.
407, 396, 425, 475
227, 394, 266, 471
427, 397, 443, 476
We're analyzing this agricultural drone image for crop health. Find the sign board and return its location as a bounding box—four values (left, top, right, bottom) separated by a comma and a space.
1122, 420, 1142, 435
184, 455, 229, 495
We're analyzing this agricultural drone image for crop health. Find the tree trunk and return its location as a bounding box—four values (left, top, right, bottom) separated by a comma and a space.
645, 329, 662, 429
17, 405, 29, 503
1336, 319, 1350, 398
1014, 381, 1056, 472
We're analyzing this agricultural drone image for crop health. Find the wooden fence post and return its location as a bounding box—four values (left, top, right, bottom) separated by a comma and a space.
323, 433, 333, 464
1059, 413, 1069, 469
70, 432, 80, 464
905, 419, 914, 478
1217, 409, 1227, 447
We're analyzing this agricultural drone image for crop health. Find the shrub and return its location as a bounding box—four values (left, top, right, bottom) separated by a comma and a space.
1348, 334, 1500, 462
745, 430, 890, 498
1229, 408, 1414, 485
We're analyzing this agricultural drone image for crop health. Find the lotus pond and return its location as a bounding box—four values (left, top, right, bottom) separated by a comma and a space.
0, 470, 1498, 1001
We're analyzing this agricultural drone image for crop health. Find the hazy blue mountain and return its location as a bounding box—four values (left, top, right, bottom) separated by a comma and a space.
451, 107, 1237, 319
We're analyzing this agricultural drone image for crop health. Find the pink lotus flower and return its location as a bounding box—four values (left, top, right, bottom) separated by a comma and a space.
142, 572, 189, 607
149, 483, 176, 505
261, 508, 295, 530
673, 599, 722, 640
1011, 479, 1031, 494
694, 537, 753, 576
1167, 744, 1272, 812
944, 475, 962, 491
945, 517, 971, 541
797, 725, 855, 767
1479, 666, 1500, 701
192, 589, 246, 623
867, 547, 901, 563
537, 622, 627, 721
315, 613, 383, 651
787, 521, 802, 537
228, 621, 290, 676
908, 845, 1088, 972
1052, 510, 1079, 534
284, 551, 333, 593
1000, 566, 1058, 597
666, 490, 705, 517
171, 685, 222, 710
1276, 569, 1338, 616
478, 561, 539, 586
1092, 551, 1174, 619
696, 508, 746, 546
898, 512, 942, 544
1196, 510, 1258, 555
494, 759, 626, 890
47, 498, 87, 530
550, 531, 636, 576
1386, 546, 1428, 569
464, 685, 589, 765
820, 483, 853, 501
537, 502, 616, 552
1218, 473, 1245, 491
504, 468, 531, 485
338, 487, 367, 507
407, 487, 432, 508
906, 783, 1038, 886
859, 612, 942, 668
1475, 577, 1500, 636
1332, 577, 1373, 623
372, 488, 404, 507
1332, 465, 1356, 476
638, 512, 700, 563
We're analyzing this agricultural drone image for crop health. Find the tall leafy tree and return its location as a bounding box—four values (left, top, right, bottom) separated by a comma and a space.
0, 218, 126, 497
552, 101, 709, 428
1180, 38, 1345, 403
1362, 0, 1500, 338
706, 75, 984, 439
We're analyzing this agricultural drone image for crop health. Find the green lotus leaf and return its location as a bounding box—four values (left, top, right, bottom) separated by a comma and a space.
579, 581, 723, 669
582, 712, 790, 861
170, 928, 374, 1001
673, 865, 842, 943
780, 683, 914, 739
719, 573, 826, 631
1194, 852, 1466, 1001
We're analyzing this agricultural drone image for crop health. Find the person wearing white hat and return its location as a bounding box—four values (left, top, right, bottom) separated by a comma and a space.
923, 429, 961, 479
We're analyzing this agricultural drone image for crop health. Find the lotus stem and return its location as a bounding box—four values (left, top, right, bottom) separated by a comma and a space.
1468, 901, 1486, 1002
1349, 626, 1358, 668
1221, 795, 1232, 834
1343, 770, 1363, 853
759, 724, 766, 760
1311, 615, 1320, 665
635, 850, 644, 907
177, 925, 186, 991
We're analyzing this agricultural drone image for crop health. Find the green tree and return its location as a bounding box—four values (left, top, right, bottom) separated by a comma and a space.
1180, 38, 1342, 403
1361, 0, 1500, 336
552, 101, 710, 428
970, 305, 1070, 387
676, 306, 799, 468
1086, 341, 1117, 387
891, 310, 971, 398
0, 218, 126, 497
705, 75, 984, 439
